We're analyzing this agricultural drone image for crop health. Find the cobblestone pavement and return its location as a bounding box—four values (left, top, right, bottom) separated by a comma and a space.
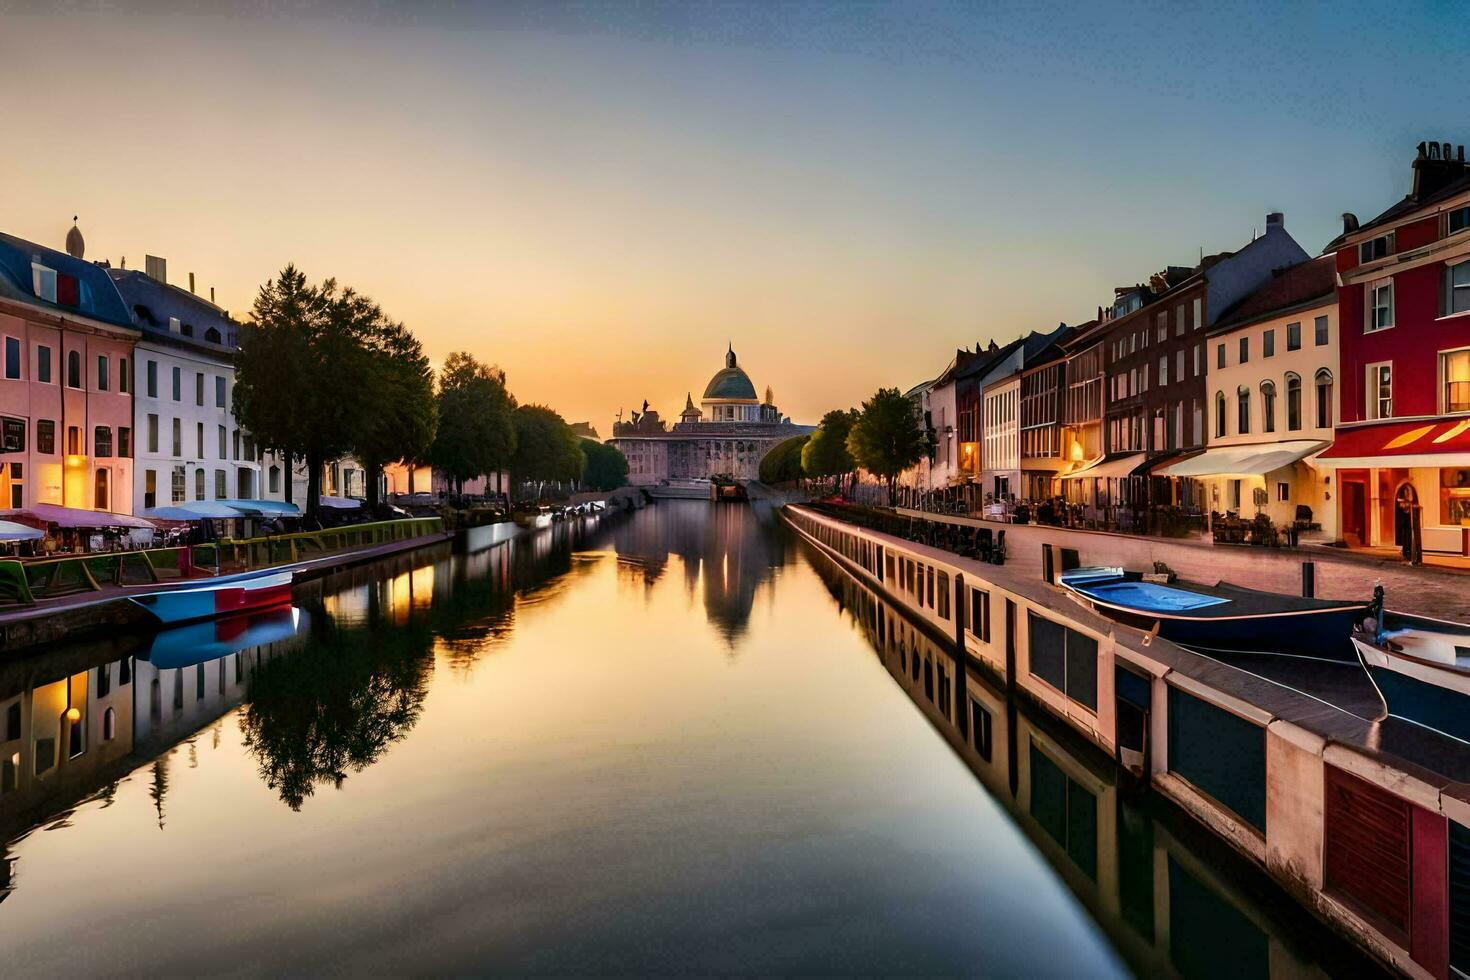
894, 508, 1470, 623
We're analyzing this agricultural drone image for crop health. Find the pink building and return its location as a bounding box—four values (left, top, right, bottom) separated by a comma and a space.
0, 225, 138, 514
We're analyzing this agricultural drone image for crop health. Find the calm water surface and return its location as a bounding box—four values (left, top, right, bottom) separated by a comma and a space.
0, 501, 1376, 975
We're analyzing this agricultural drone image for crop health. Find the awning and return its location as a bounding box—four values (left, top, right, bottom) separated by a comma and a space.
142, 501, 242, 521
1059, 453, 1144, 481
0, 520, 43, 541
1317, 418, 1470, 469
215, 499, 303, 518
0, 504, 156, 530
320, 496, 362, 510
1157, 441, 1327, 478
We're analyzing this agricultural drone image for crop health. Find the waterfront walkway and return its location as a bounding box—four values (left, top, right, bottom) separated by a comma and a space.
895, 507, 1470, 623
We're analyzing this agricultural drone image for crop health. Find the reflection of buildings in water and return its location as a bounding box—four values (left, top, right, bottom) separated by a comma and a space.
804, 548, 1370, 980
595, 501, 788, 644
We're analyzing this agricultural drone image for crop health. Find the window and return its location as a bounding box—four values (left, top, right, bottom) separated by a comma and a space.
1217, 343, 1226, 369
937, 571, 950, 620
3, 337, 19, 380
1315, 370, 1334, 429
195, 468, 205, 500
32, 262, 59, 301
36, 345, 51, 383
196, 422, 204, 458
66, 425, 80, 455
67, 350, 81, 388
1158, 355, 1168, 386
1286, 374, 1302, 431
1194, 343, 1202, 377
171, 465, 185, 503
119, 357, 129, 393
1368, 279, 1394, 331
1446, 260, 1470, 316
1367, 363, 1393, 419
172, 365, 182, 401
94, 426, 112, 457
118, 427, 131, 458
1176, 349, 1184, 383
1260, 380, 1276, 433
1156, 312, 1167, 342
268, 465, 281, 494
1451, 206, 1470, 235
37, 419, 55, 455
196, 372, 204, 407
145, 469, 157, 509
148, 414, 159, 453
1237, 386, 1250, 435
215, 375, 226, 408
215, 469, 226, 499
96, 354, 109, 391
1214, 391, 1226, 438
94, 467, 109, 510
1175, 304, 1185, 336
146, 359, 158, 397
1443, 350, 1470, 414
1238, 337, 1249, 364
218, 424, 227, 459
1360, 232, 1394, 263
172, 417, 182, 456
1287, 321, 1301, 351
1262, 329, 1275, 358
968, 588, 991, 642
1193, 297, 1202, 330
1315, 315, 1329, 346
103, 708, 116, 742
1277, 482, 1290, 502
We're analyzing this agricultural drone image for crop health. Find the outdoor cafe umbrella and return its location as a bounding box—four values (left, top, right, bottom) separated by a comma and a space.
141, 501, 243, 520
0, 520, 43, 541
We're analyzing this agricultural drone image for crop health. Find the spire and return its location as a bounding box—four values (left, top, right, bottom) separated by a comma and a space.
684, 391, 695, 410
725, 343, 736, 369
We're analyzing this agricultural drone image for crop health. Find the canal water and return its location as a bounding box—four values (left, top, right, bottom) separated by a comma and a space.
0, 501, 1380, 976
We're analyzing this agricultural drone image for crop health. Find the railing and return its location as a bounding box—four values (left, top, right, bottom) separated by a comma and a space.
0, 517, 444, 608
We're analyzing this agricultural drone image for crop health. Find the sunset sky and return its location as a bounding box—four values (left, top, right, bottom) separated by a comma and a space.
1, 1, 1461, 430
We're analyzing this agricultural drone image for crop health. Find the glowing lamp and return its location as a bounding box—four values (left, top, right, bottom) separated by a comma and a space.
65, 454, 86, 469
65, 707, 81, 723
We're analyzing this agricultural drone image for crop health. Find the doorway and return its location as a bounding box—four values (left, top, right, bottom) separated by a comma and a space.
1394, 482, 1419, 550
1340, 473, 1368, 547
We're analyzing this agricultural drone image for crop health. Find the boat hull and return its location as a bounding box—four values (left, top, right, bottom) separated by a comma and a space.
127, 568, 296, 626
1355, 637, 1470, 743
1149, 607, 1363, 662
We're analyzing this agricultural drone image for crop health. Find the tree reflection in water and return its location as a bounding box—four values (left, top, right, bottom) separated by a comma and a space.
240, 610, 434, 811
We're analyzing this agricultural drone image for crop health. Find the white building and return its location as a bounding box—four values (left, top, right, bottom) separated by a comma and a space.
982, 374, 1021, 500
110, 262, 261, 512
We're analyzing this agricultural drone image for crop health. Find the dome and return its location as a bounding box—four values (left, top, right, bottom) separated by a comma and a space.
65, 218, 85, 259
702, 345, 758, 401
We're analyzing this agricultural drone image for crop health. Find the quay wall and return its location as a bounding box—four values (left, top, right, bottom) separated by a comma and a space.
784, 502, 1467, 980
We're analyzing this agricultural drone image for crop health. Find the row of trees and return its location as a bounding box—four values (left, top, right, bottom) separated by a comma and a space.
234, 266, 626, 520
757, 388, 929, 496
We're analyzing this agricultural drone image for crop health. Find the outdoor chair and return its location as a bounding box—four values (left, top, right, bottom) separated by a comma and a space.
991, 529, 1007, 565
976, 528, 993, 562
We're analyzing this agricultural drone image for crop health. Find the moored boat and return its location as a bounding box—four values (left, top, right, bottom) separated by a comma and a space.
141, 605, 306, 669
514, 505, 554, 529
126, 566, 296, 626
1352, 593, 1470, 742
1058, 565, 1367, 661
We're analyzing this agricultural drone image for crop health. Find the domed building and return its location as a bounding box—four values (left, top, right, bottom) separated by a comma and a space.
610, 345, 813, 486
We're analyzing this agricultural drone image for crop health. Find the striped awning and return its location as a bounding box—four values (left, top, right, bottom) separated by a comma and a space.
1318, 418, 1470, 468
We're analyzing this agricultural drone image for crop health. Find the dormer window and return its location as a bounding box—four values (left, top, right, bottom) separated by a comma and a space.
168, 317, 181, 334
181, 323, 194, 337
1449, 206, 1470, 235
31, 263, 57, 302
1359, 232, 1395, 263
204, 327, 222, 344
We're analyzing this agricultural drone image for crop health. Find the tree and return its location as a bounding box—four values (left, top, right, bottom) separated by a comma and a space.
233, 266, 322, 508
758, 434, 807, 485
510, 404, 584, 500
802, 408, 858, 493
847, 387, 928, 499
428, 352, 517, 496
580, 439, 629, 491
347, 312, 436, 511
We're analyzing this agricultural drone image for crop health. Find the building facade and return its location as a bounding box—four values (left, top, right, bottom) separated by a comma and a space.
981, 374, 1020, 500
1018, 348, 1067, 500
608, 347, 813, 485
0, 227, 138, 514
1320, 141, 1470, 554
1163, 255, 1338, 537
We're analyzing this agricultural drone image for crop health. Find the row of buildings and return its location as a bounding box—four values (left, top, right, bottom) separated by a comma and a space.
899, 140, 1470, 555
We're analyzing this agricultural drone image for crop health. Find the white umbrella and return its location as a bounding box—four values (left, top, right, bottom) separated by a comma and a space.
0, 520, 43, 541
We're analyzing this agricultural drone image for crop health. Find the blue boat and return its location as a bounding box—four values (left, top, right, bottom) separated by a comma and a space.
1353, 601, 1470, 743
1058, 566, 1368, 662
126, 566, 296, 626
141, 606, 308, 670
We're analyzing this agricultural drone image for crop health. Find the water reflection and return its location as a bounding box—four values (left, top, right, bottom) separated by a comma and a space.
801, 542, 1384, 980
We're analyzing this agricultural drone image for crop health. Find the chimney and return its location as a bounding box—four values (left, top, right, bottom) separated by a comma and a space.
210, 286, 215, 304
188, 272, 195, 294
1412, 140, 1469, 201
145, 255, 167, 283
1342, 212, 1360, 235
1266, 211, 1284, 229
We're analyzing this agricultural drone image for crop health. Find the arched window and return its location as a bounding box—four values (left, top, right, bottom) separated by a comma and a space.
103, 707, 116, 741
1286, 372, 1302, 431
1314, 369, 1334, 429
1237, 386, 1251, 435
1214, 391, 1226, 438
67, 350, 81, 389
1260, 380, 1277, 433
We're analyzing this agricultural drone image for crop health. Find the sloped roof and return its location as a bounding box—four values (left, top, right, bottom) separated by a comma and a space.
0, 231, 134, 328
108, 268, 237, 349
1211, 255, 1336, 333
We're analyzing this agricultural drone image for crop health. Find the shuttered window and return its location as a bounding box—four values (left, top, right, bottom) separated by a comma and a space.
1324, 765, 1411, 943
1166, 686, 1266, 832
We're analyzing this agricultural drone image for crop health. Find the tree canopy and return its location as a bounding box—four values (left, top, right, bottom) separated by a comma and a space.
344, 309, 436, 510
580, 439, 629, 491
511, 404, 585, 498
801, 409, 858, 480
428, 352, 517, 494
846, 387, 928, 494
758, 434, 808, 484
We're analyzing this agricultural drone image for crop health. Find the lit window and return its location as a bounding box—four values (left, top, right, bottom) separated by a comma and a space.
1443, 350, 1470, 414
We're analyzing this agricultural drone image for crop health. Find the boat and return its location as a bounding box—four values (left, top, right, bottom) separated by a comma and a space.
514, 505, 554, 529
1352, 590, 1470, 742
140, 606, 306, 669
649, 479, 711, 500
710, 474, 748, 503
1058, 565, 1368, 661
126, 565, 296, 626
